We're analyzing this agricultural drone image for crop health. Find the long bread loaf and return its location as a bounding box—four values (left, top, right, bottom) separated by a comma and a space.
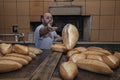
77, 59, 113, 74
60, 61, 78, 80
62, 24, 79, 50
0, 60, 22, 73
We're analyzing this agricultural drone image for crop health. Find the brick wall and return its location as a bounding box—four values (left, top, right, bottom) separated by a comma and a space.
0, 0, 120, 42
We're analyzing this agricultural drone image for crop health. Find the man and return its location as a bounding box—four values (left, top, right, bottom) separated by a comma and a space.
34, 13, 62, 49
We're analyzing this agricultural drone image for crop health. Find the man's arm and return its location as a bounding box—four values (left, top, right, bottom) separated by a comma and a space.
39, 24, 58, 37
39, 26, 49, 37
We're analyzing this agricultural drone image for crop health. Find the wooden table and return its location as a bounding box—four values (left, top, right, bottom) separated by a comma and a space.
0, 50, 62, 80
1, 43, 120, 80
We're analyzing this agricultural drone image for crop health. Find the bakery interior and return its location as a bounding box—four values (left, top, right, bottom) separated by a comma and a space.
0, 0, 120, 80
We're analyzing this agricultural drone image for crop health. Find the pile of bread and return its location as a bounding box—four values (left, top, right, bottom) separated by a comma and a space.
51, 24, 120, 80
0, 43, 43, 73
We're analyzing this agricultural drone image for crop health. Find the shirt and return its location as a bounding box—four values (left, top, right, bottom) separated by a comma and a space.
34, 24, 60, 49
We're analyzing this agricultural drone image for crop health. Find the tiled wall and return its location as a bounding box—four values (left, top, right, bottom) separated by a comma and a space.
0, 0, 120, 42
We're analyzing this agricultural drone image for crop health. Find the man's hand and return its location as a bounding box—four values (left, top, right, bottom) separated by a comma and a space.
40, 23, 58, 37
47, 23, 58, 31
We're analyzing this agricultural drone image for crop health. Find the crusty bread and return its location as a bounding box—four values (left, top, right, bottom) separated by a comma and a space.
87, 46, 103, 51
51, 43, 67, 52
96, 49, 111, 55
81, 51, 107, 56
102, 55, 119, 69
29, 52, 37, 58
77, 59, 113, 74
74, 47, 87, 53
67, 49, 79, 58
62, 24, 79, 50
69, 53, 86, 63
0, 60, 22, 73
6, 53, 32, 62
86, 54, 104, 62
28, 46, 43, 54
0, 56, 29, 65
60, 61, 78, 80
114, 52, 120, 60
87, 46, 111, 55
12, 44, 29, 55
0, 43, 12, 55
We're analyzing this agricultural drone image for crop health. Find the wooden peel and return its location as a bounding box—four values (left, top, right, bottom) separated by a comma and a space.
30, 52, 63, 80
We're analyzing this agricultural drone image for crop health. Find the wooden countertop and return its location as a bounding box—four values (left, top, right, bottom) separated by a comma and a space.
0, 50, 62, 80
1, 43, 120, 80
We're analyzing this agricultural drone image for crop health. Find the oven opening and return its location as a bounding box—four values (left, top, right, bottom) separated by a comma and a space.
30, 15, 92, 42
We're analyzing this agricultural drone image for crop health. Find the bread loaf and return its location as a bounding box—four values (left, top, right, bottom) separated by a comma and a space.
81, 51, 107, 56
28, 46, 43, 54
114, 52, 120, 60
13, 44, 29, 55
77, 59, 113, 74
102, 55, 119, 69
67, 49, 79, 58
6, 53, 32, 62
0, 56, 29, 65
60, 61, 78, 80
74, 47, 87, 53
87, 46, 103, 51
86, 54, 104, 62
51, 43, 67, 52
0, 43, 12, 55
0, 60, 22, 73
62, 24, 79, 50
87, 46, 111, 55
69, 53, 86, 63
29, 52, 37, 58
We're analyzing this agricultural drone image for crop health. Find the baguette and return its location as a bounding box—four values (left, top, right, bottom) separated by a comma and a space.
0, 56, 29, 65
0, 43, 12, 55
29, 52, 37, 58
74, 47, 87, 53
0, 60, 22, 73
62, 24, 79, 50
81, 51, 107, 56
12, 44, 29, 55
96, 49, 111, 55
69, 53, 86, 63
67, 49, 79, 58
114, 52, 120, 60
51, 43, 67, 52
77, 59, 113, 74
60, 61, 78, 80
6, 53, 32, 62
102, 55, 119, 69
87, 46, 103, 51
87, 46, 111, 55
28, 46, 43, 54
86, 54, 104, 62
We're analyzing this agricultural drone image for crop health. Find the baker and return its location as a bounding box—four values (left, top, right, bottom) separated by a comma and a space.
34, 12, 62, 49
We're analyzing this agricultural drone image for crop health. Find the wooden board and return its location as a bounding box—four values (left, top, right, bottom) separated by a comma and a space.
30, 52, 63, 80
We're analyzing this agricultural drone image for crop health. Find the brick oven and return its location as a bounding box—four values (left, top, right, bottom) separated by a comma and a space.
30, 6, 92, 41
52, 15, 92, 41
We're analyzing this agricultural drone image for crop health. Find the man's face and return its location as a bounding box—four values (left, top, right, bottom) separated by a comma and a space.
43, 13, 53, 26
